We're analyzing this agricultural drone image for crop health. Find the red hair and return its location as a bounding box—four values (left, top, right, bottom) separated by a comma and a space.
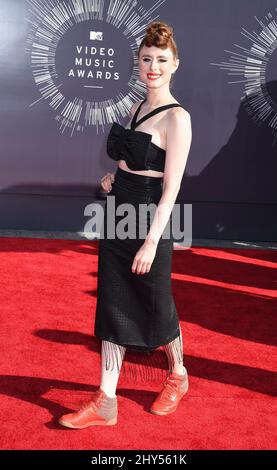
138, 21, 179, 60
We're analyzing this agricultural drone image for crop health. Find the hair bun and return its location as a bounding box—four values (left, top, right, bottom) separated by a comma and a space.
146, 21, 173, 40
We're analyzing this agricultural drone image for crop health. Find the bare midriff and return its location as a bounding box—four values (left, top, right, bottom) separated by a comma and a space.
118, 160, 164, 177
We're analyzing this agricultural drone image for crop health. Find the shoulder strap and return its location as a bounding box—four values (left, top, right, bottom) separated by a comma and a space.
130, 99, 146, 130
131, 100, 183, 130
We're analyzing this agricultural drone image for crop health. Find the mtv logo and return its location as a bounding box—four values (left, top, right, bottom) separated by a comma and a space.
90, 31, 103, 40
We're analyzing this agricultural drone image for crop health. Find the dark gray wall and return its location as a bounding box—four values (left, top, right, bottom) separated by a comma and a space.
0, 0, 276, 240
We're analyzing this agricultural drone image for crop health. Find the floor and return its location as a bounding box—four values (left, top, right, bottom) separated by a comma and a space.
0, 229, 276, 250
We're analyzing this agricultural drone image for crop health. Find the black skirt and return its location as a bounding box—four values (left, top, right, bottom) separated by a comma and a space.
94, 166, 181, 356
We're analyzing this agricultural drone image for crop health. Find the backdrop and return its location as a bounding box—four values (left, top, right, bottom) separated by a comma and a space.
0, 0, 276, 240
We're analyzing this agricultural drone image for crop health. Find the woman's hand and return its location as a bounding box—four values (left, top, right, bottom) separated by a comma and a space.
100, 172, 115, 193
131, 239, 158, 275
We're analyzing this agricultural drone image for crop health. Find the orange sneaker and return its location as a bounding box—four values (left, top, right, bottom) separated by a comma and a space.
58, 388, 117, 428
150, 370, 189, 416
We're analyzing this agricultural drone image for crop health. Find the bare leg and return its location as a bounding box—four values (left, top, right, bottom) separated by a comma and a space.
100, 340, 126, 398
163, 326, 187, 376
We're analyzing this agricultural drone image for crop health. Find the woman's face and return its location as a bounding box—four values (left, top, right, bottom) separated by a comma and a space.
138, 45, 179, 89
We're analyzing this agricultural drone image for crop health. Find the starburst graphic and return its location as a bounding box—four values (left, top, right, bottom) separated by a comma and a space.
210, 10, 277, 146
25, 0, 166, 137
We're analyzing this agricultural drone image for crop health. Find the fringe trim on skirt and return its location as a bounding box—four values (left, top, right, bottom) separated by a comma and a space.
97, 328, 184, 383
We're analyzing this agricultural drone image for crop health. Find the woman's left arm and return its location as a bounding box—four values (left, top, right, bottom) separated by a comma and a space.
131, 109, 192, 275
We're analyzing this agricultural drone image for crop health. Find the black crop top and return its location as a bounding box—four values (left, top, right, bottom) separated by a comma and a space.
106, 99, 183, 172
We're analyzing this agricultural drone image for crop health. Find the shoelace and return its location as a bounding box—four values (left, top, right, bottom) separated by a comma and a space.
161, 377, 179, 397
79, 393, 104, 411
79, 401, 97, 412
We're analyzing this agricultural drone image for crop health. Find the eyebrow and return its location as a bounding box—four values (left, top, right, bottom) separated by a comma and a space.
141, 54, 168, 58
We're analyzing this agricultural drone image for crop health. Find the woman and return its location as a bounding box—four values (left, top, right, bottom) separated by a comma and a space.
59, 20, 192, 428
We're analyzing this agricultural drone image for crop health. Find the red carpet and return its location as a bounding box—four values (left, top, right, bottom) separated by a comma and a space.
0, 237, 276, 450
